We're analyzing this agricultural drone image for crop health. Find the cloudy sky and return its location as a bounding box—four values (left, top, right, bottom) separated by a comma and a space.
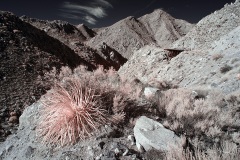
0, 0, 236, 27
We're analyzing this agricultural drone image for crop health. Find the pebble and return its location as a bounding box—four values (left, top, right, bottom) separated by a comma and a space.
128, 135, 135, 145
95, 154, 103, 160
114, 148, 120, 155
8, 116, 18, 123
13, 29, 20, 33
10, 111, 17, 116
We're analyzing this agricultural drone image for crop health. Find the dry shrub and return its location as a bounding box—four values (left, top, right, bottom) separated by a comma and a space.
158, 87, 240, 158
37, 65, 150, 146
148, 79, 178, 91
220, 64, 232, 73
158, 88, 239, 140
37, 78, 110, 147
165, 140, 239, 160
212, 53, 223, 61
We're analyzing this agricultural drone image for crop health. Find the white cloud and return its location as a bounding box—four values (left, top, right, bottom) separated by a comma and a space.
93, 0, 113, 8
60, 1, 113, 25
84, 15, 97, 25
62, 2, 107, 18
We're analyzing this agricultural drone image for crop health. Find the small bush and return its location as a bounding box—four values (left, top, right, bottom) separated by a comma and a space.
220, 64, 232, 73
165, 140, 240, 160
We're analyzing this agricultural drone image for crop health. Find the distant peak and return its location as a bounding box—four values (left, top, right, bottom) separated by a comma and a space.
153, 8, 166, 13
125, 16, 137, 21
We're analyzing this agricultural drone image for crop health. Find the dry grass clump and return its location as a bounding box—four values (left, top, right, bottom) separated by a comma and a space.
37, 78, 109, 147
165, 140, 240, 160
220, 64, 232, 73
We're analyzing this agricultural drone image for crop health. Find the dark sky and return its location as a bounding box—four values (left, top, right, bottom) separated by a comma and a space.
0, 0, 236, 28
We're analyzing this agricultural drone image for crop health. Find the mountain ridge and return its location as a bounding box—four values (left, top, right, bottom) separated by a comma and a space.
87, 9, 194, 59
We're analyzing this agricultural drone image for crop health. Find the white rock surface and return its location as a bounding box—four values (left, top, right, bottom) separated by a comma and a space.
144, 87, 160, 100
134, 116, 182, 151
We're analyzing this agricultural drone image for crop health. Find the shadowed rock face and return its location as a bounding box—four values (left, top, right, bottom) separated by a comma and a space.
87, 9, 194, 59
0, 11, 94, 140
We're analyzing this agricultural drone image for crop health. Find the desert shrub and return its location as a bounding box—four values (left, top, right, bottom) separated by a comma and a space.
158, 88, 240, 147
37, 65, 152, 146
148, 78, 178, 91
220, 64, 232, 73
165, 140, 240, 160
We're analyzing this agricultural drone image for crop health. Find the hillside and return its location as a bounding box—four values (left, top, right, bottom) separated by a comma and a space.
0, 11, 94, 141
172, 1, 240, 50
87, 9, 194, 59
21, 17, 127, 69
119, 1, 240, 95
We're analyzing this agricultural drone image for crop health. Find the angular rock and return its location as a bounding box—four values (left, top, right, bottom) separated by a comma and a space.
134, 116, 182, 151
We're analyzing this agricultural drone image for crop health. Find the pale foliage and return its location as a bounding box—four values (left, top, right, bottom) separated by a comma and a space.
37, 79, 108, 147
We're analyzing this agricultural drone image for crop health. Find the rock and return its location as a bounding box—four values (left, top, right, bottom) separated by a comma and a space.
127, 135, 135, 145
25, 146, 35, 158
102, 151, 116, 160
95, 154, 103, 160
143, 87, 160, 100
114, 148, 120, 155
134, 116, 182, 152
8, 116, 18, 123
10, 111, 17, 116
13, 29, 20, 33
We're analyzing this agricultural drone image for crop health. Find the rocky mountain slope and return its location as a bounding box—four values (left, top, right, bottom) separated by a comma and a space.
119, 0, 240, 94
21, 17, 96, 43
21, 17, 127, 70
139, 9, 193, 47
172, 1, 240, 50
87, 9, 194, 59
0, 11, 95, 141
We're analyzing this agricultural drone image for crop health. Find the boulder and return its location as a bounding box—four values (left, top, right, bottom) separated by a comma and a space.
134, 116, 183, 152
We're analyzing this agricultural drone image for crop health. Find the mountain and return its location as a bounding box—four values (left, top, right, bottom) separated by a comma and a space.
118, 1, 240, 94
21, 17, 127, 69
87, 9, 194, 59
139, 9, 193, 47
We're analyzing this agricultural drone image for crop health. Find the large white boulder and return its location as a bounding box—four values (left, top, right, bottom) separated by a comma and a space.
134, 116, 183, 151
